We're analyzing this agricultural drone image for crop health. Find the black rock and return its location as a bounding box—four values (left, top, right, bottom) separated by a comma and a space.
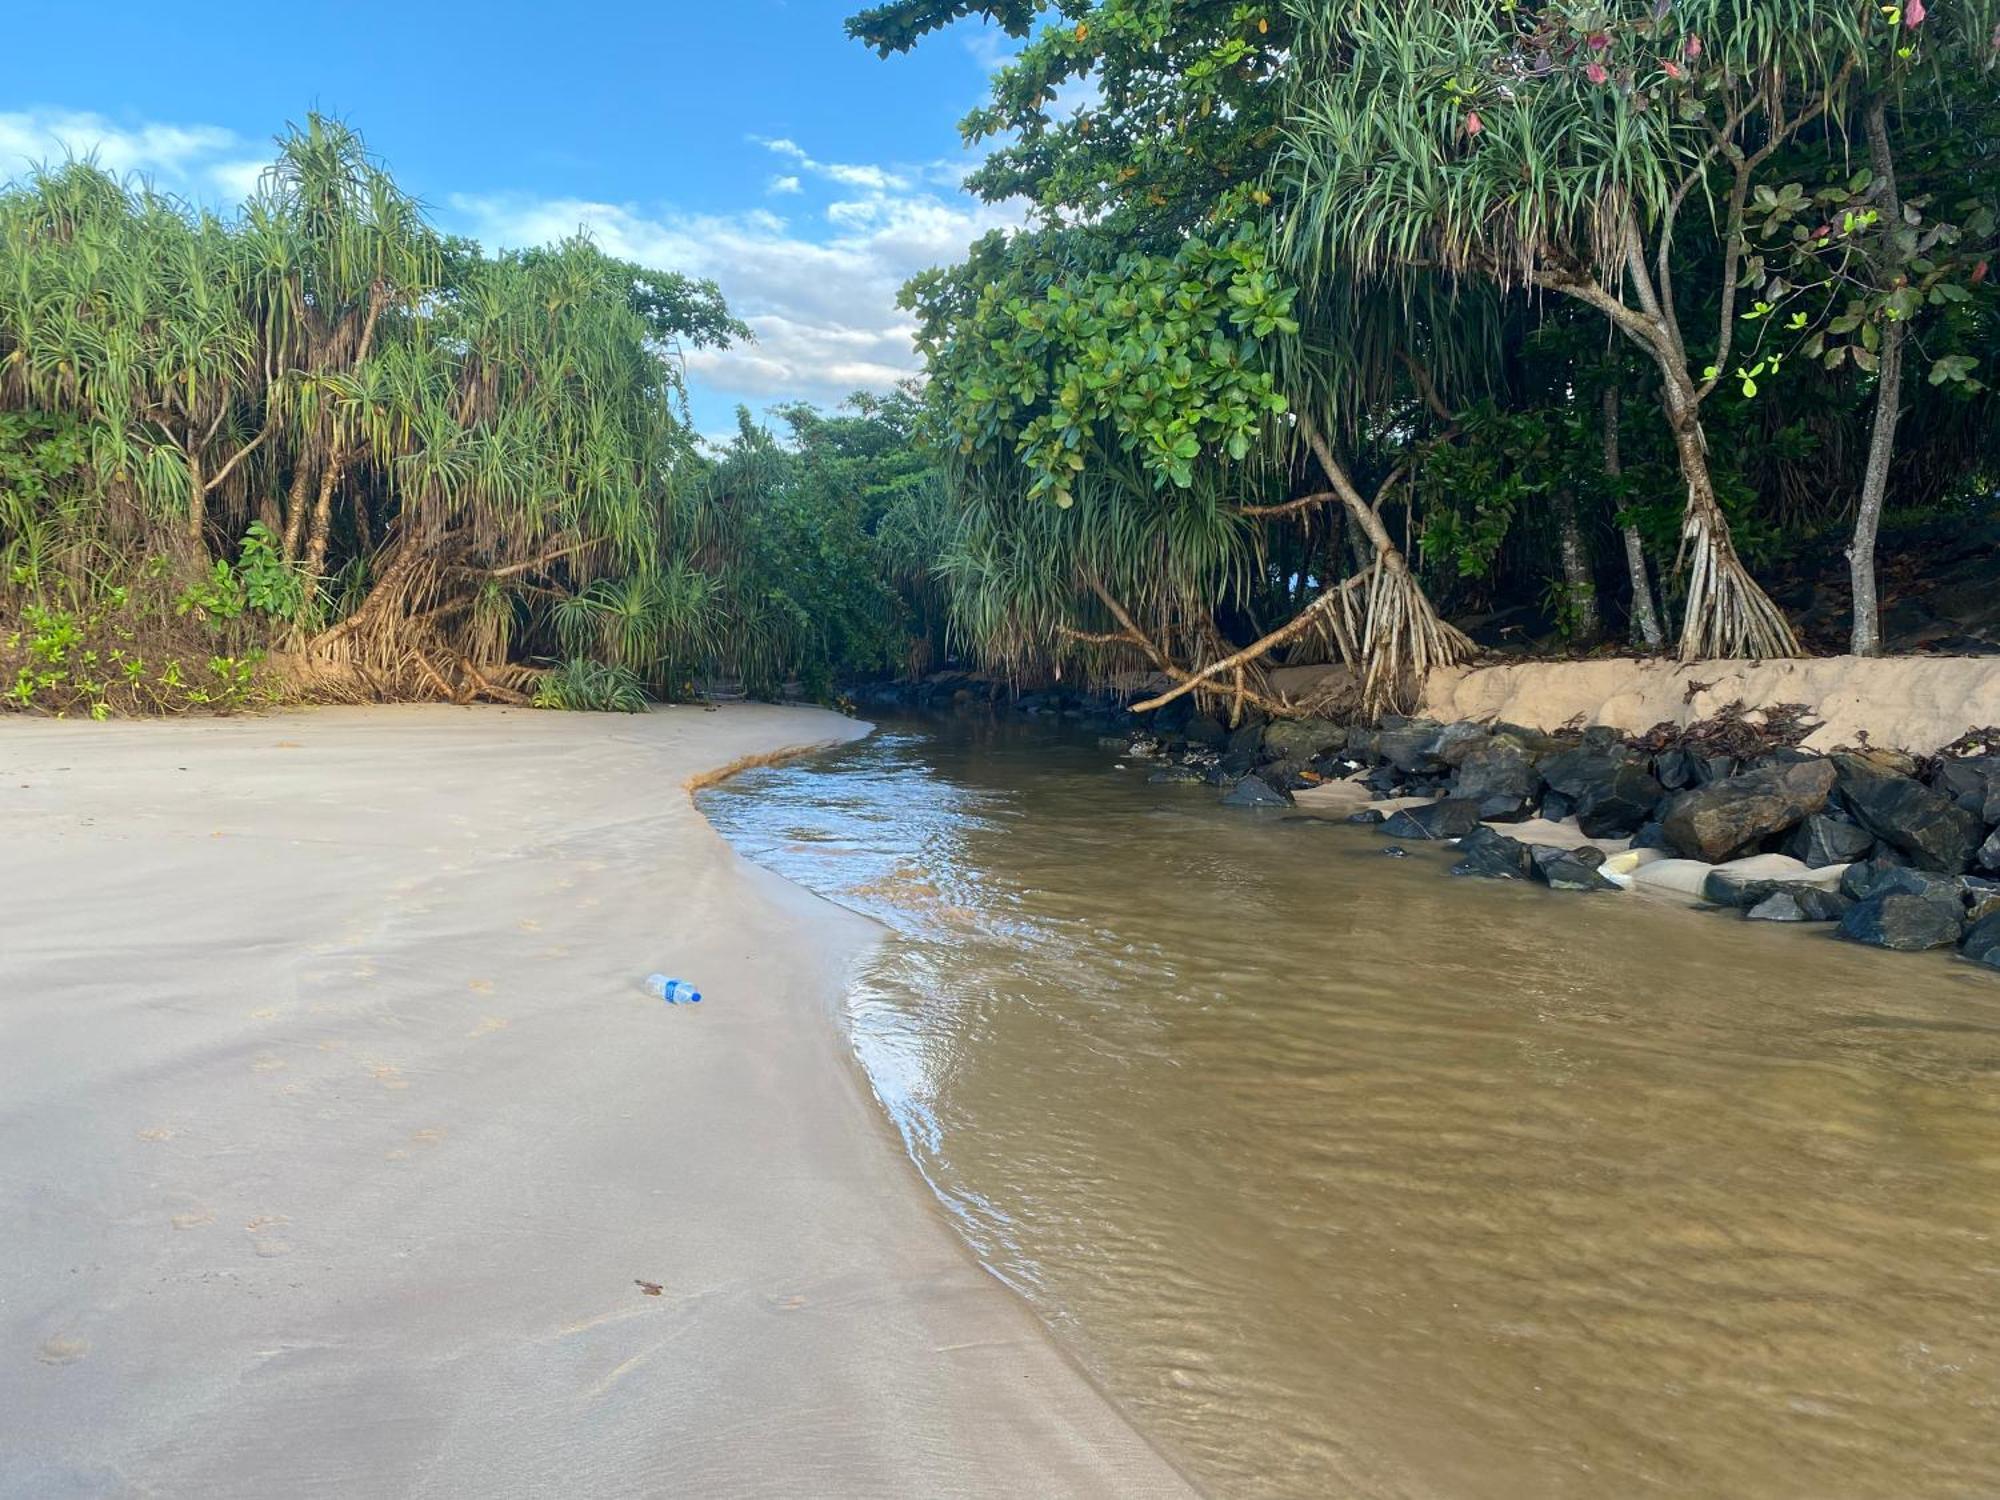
1260, 717, 1346, 763
1381, 798, 1485, 841
1221, 776, 1293, 809
1182, 714, 1227, 748
1540, 789, 1576, 823
1146, 764, 1206, 785
1362, 765, 1405, 794
1930, 755, 2000, 823
1476, 794, 1530, 822
1979, 826, 2000, 874
1450, 825, 1532, 880
1381, 845, 1409, 858
1652, 747, 1711, 792
1785, 812, 1877, 869
1530, 847, 1620, 892
1450, 743, 1543, 806
1702, 875, 1851, 917
1962, 912, 2000, 966
1375, 720, 1446, 774
1219, 748, 1256, 779
1540, 747, 1665, 839
1837, 891, 1965, 952
1630, 821, 1674, 851
1746, 892, 1809, 922
1226, 721, 1267, 758
1429, 721, 1492, 768
1833, 755, 1985, 874
1346, 808, 1386, 825
1257, 761, 1309, 792
1658, 759, 1837, 863
1840, 857, 1963, 905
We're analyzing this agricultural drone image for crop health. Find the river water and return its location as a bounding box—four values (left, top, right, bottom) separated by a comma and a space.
698, 715, 2000, 1499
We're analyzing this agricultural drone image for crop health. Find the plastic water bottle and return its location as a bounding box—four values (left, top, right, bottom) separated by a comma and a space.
645, 974, 702, 1004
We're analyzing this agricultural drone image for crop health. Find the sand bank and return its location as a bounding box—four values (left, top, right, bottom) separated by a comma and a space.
0, 705, 1192, 1498
1420, 655, 2000, 754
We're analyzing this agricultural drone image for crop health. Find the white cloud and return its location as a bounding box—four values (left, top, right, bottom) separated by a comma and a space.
451, 158, 1025, 412
767, 174, 802, 195
0, 109, 265, 198
751, 135, 909, 194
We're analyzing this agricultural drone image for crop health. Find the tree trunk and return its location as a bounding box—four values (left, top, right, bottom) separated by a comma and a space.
1297, 414, 1470, 710
1552, 485, 1601, 645
1658, 375, 1799, 660
186, 451, 206, 549
302, 450, 342, 604
282, 455, 316, 561
1603, 384, 1664, 649
1848, 95, 1905, 659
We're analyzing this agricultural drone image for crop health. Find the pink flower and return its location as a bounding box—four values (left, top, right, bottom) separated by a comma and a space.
1905, 0, 1926, 25
1585, 61, 1610, 83
1663, 59, 1683, 78
1465, 110, 1485, 136
1588, 31, 1610, 49
1685, 33, 1703, 58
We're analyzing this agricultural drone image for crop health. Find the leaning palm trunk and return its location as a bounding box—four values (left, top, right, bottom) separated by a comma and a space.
1299, 414, 1471, 710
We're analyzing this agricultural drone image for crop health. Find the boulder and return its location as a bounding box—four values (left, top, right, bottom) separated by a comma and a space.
1261, 717, 1346, 763
1746, 892, 1809, 922
1181, 714, 1228, 748
1530, 847, 1620, 892
1930, 755, 2000, 820
1539, 789, 1576, 824
1221, 776, 1292, 809
1540, 747, 1664, 839
1226, 721, 1267, 758
1381, 798, 1485, 841
1979, 826, 2000, 874
1428, 721, 1492, 767
1146, 764, 1206, 785
1838, 859, 1961, 904
1450, 743, 1543, 806
1658, 759, 1837, 863
1345, 808, 1385, 825
1476, 794, 1531, 822
1651, 748, 1700, 792
1962, 912, 2000, 966
1630, 821, 1673, 851
1834, 756, 1984, 873
1704, 875, 1853, 919
1449, 825, 1532, 880
1784, 812, 1876, 868
1374, 719, 1446, 774
1837, 892, 1965, 952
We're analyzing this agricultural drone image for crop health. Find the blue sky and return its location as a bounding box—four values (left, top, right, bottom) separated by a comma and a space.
1, 1, 1026, 439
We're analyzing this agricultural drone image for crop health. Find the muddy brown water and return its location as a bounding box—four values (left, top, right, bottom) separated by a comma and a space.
699, 716, 2000, 1499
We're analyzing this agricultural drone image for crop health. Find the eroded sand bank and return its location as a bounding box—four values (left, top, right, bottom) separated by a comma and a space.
0, 705, 1192, 1499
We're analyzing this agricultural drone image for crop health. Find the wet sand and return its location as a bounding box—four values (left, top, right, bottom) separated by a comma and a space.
0, 705, 1192, 1498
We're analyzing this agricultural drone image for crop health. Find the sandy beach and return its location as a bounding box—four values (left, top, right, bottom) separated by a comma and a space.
0, 705, 1193, 1498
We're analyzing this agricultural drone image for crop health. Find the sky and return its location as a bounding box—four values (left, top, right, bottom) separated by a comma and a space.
0, 0, 1026, 441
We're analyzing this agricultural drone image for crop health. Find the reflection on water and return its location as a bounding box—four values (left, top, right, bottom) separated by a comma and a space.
700, 716, 2000, 1500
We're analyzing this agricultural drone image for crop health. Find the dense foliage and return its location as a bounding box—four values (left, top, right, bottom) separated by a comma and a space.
0, 115, 966, 718
853, 0, 2000, 715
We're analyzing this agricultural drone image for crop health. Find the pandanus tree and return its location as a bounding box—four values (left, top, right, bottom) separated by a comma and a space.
912, 224, 1475, 715
1277, 0, 1906, 660
0, 165, 273, 554
0, 116, 754, 709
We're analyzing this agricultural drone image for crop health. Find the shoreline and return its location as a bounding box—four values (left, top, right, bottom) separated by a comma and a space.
0, 704, 1194, 1498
